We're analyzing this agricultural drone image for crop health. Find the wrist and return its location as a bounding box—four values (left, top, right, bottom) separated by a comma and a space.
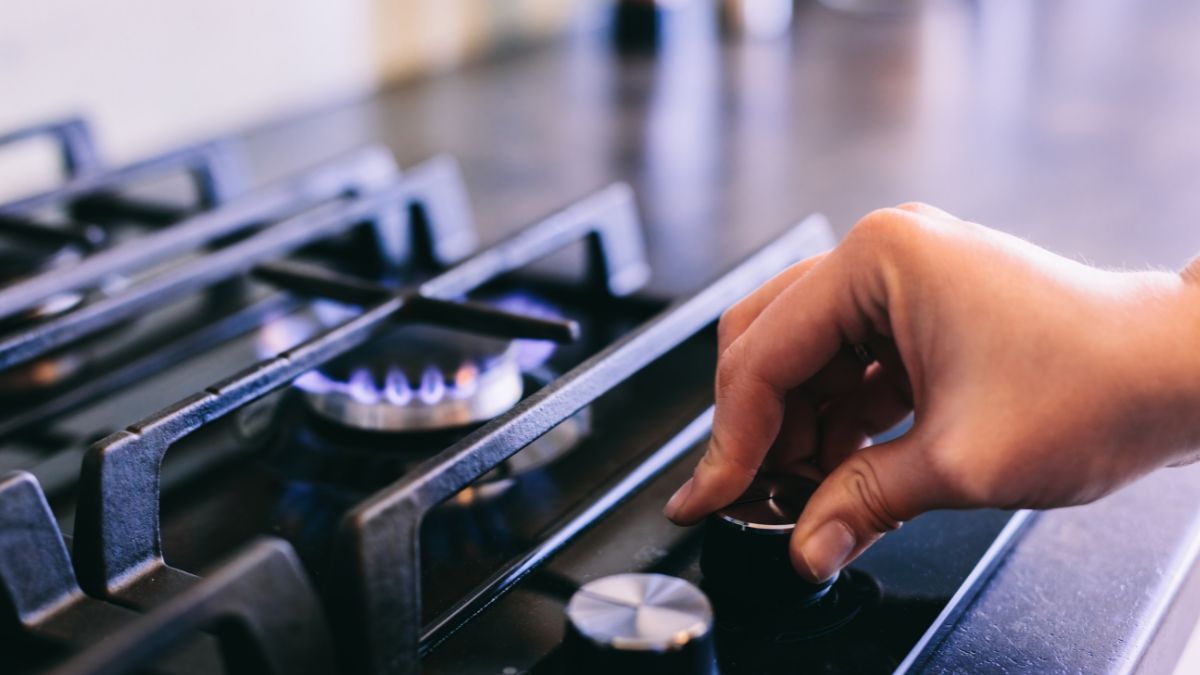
1136, 266, 1200, 464
1178, 261, 1200, 416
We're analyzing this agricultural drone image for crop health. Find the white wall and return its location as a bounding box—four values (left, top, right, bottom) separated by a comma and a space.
0, 0, 579, 196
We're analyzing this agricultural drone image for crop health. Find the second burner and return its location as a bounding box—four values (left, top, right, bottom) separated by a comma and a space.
298, 323, 526, 433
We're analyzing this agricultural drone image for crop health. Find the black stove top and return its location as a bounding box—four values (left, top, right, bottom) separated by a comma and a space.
0, 117, 1028, 675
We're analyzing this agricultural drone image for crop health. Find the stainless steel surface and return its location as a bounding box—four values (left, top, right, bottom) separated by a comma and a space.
566, 573, 713, 651
921, 464, 1200, 673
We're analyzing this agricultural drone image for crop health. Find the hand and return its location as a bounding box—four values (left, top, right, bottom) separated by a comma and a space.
664, 203, 1200, 583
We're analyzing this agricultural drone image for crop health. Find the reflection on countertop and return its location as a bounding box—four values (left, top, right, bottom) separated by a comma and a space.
241, 0, 1200, 296
233, 2, 1200, 671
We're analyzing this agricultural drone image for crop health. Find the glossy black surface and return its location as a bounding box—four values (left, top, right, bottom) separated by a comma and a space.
153, 283, 670, 613
424, 411, 1015, 674
227, 3, 1200, 671
0, 159, 1015, 673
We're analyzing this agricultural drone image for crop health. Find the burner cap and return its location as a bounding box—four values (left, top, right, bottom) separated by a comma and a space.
0, 232, 80, 280
0, 235, 87, 332
298, 324, 524, 433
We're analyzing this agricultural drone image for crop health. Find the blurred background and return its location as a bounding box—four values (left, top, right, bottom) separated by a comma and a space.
2, 0, 1199, 280
1, 0, 589, 164
6, 0, 1200, 299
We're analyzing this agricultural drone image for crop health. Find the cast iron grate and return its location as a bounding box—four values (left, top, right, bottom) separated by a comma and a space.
1, 116, 836, 675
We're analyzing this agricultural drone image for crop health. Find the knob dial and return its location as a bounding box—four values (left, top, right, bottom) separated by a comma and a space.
564, 573, 717, 675
700, 472, 836, 608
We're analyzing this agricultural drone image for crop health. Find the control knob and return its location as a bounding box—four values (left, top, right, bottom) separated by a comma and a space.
563, 573, 717, 675
700, 472, 836, 608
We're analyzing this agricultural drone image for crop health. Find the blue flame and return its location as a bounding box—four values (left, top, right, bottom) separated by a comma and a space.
384, 370, 412, 405
260, 291, 563, 407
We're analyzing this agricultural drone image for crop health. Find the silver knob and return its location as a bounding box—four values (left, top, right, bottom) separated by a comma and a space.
564, 573, 717, 674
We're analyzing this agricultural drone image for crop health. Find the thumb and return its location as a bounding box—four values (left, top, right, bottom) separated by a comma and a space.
789, 435, 948, 583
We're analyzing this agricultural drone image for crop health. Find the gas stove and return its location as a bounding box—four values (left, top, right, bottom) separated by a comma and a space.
0, 117, 1029, 675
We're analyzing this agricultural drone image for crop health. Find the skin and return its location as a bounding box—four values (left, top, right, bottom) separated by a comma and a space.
664, 203, 1200, 583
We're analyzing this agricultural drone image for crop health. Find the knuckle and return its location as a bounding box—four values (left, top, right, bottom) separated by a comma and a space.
702, 431, 760, 481
715, 340, 774, 411
838, 454, 903, 533
835, 213, 905, 313
894, 201, 929, 212
848, 208, 917, 247
841, 208, 939, 290
717, 305, 746, 349
715, 339, 747, 396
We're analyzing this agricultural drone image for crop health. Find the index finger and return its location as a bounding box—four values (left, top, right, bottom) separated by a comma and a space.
665, 245, 873, 525
717, 253, 828, 355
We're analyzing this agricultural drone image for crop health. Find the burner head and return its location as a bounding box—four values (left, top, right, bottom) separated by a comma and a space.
0, 234, 86, 332
0, 229, 123, 396
265, 381, 589, 498
296, 324, 525, 433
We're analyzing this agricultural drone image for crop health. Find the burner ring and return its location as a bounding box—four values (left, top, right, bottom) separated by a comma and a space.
296, 321, 530, 433
0, 233, 127, 396
301, 351, 524, 432
0, 240, 87, 333
259, 296, 563, 434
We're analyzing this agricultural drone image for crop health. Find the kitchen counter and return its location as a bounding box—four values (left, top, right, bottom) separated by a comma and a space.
233, 0, 1200, 671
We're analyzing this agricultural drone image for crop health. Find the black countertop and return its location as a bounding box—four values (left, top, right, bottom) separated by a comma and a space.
232, 1, 1200, 671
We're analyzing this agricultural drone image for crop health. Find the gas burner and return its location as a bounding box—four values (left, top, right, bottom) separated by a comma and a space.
255, 374, 589, 577
257, 293, 564, 434
261, 368, 590, 500
255, 290, 586, 499
299, 324, 523, 433
0, 228, 123, 396
0, 233, 87, 333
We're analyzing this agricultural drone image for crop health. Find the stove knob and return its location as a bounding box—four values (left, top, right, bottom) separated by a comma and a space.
700, 472, 836, 608
564, 573, 717, 675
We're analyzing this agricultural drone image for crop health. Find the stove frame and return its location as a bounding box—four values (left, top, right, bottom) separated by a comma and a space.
2, 117, 842, 675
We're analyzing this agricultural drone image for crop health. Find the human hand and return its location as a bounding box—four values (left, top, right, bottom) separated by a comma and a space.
664, 203, 1200, 583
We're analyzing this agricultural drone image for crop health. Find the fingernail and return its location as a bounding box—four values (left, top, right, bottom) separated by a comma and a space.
797, 520, 856, 583
664, 478, 694, 522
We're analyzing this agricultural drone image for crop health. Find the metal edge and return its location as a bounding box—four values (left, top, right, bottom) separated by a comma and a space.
893, 509, 1037, 674
1121, 505, 1200, 674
